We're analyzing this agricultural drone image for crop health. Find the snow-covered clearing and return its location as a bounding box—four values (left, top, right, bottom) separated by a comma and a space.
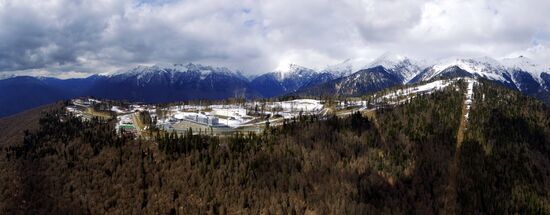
464, 79, 475, 120
211, 107, 247, 118
111, 106, 127, 114
268, 99, 324, 113
382, 79, 454, 101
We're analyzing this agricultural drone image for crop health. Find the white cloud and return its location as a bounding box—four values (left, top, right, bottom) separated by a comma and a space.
0, 0, 549, 78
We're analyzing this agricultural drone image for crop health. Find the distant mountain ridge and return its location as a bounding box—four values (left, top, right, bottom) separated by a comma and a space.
297, 55, 550, 102
2, 55, 550, 117
89, 63, 256, 102
294, 66, 403, 97
0, 62, 344, 117
250, 63, 350, 97
410, 56, 550, 102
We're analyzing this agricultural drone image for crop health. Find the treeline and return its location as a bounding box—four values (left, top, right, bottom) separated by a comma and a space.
5, 109, 127, 159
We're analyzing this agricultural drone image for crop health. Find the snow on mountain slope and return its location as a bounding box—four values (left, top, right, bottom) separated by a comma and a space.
502, 56, 550, 84
111, 63, 247, 83
367, 53, 425, 84
405, 56, 550, 103
332, 66, 402, 96
272, 63, 319, 91
250, 63, 330, 97
382, 79, 454, 100
274, 63, 316, 80
88, 63, 257, 102
320, 59, 356, 78
367, 53, 407, 70
426, 57, 509, 82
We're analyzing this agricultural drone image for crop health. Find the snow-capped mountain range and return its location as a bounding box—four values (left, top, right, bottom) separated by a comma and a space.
109, 63, 248, 85
295, 54, 550, 100
2, 54, 550, 117
249, 62, 354, 97
367, 53, 426, 84
412, 55, 550, 95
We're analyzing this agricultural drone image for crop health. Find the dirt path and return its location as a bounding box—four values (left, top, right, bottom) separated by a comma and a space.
444, 79, 474, 214
132, 113, 145, 137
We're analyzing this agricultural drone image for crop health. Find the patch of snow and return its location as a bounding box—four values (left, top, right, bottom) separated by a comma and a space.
463, 78, 476, 122
321, 59, 355, 77
382, 79, 454, 100
367, 52, 407, 69
111, 106, 126, 114
274, 63, 316, 81
430, 58, 507, 82
502, 56, 549, 84
271, 99, 324, 113
366, 53, 426, 83
211, 107, 247, 118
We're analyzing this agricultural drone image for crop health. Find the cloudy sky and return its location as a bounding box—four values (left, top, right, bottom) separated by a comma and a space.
1, 0, 550, 78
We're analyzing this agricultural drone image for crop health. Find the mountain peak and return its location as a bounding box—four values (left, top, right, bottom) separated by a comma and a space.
321, 59, 354, 77
368, 52, 409, 69
115, 63, 235, 76
275, 63, 311, 73
107, 63, 247, 85
274, 63, 315, 80
502, 55, 549, 81
366, 53, 424, 83
502, 55, 540, 70
426, 57, 508, 82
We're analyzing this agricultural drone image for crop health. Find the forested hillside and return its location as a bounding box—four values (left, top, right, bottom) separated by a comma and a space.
458, 80, 550, 214
0, 80, 549, 214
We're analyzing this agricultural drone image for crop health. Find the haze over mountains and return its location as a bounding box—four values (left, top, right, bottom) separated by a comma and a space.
2, 54, 550, 117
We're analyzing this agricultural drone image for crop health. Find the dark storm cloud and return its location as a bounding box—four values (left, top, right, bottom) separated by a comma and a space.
0, 0, 549, 78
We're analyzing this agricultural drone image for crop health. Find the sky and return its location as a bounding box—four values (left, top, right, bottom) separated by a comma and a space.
0, 0, 550, 78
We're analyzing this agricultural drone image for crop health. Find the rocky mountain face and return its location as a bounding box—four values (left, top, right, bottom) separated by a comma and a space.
249, 63, 349, 98
294, 54, 423, 97
367, 53, 425, 84
294, 66, 403, 97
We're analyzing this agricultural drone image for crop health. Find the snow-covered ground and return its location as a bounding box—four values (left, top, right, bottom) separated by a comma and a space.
268, 99, 324, 113
153, 100, 326, 129
211, 106, 247, 117
173, 111, 198, 120
211, 107, 251, 127
66, 106, 84, 118
111, 106, 127, 114
382, 79, 454, 101
170, 109, 251, 128
429, 58, 507, 82
118, 114, 133, 124
464, 79, 475, 120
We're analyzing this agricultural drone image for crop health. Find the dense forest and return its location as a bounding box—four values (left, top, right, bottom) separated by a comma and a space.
0, 80, 549, 214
